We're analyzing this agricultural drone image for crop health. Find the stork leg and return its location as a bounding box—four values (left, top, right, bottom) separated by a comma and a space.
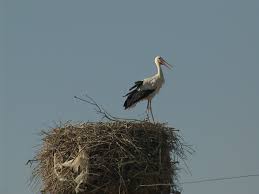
146, 100, 150, 121
149, 100, 155, 123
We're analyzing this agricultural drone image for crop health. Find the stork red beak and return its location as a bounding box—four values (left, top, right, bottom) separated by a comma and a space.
161, 58, 173, 69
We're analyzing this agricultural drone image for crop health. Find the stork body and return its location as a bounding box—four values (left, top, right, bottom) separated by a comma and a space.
123, 56, 172, 122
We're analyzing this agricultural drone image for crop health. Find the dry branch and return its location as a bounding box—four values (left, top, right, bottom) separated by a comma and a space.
74, 94, 143, 122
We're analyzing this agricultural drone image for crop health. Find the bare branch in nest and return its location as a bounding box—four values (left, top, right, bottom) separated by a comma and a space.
74, 93, 143, 122
26, 159, 38, 167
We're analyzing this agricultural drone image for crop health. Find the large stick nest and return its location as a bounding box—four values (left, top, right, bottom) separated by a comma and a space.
31, 121, 189, 194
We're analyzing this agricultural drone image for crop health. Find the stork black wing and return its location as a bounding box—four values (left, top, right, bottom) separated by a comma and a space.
123, 89, 155, 109
129, 80, 143, 91
123, 80, 144, 97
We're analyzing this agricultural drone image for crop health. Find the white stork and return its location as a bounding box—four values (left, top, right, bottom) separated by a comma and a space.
123, 56, 173, 122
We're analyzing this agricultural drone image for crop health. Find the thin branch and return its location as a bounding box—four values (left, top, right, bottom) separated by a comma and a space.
74, 94, 143, 122
26, 159, 38, 167
74, 95, 116, 121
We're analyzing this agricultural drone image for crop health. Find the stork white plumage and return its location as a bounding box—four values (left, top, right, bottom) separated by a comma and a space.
123, 56, 173, 122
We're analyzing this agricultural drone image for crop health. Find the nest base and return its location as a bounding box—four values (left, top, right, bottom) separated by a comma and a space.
32, 121, 184, 194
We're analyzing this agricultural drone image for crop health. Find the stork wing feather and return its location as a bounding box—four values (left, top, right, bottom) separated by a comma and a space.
123, 80, 144, 97
129, 80, 143, 91
123, 89, 155, 109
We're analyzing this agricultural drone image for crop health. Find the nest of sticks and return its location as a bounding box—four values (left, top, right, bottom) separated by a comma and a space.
30, 120, 189, 194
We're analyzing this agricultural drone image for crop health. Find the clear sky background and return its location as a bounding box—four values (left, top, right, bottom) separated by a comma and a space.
1, 0, 259, 193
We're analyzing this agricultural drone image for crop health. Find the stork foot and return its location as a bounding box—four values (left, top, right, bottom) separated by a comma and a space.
145, 109, 150, 122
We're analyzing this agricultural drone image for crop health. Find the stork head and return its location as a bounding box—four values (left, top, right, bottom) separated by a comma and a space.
154, 56, 173, 69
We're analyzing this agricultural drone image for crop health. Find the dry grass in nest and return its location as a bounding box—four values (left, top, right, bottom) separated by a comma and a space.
30, 121, 189, 194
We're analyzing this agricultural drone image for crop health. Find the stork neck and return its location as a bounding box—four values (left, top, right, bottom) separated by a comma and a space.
156, 63, 163, 78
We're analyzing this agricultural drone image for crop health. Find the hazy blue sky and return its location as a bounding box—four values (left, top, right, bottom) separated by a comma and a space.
1, 0, 259, 193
